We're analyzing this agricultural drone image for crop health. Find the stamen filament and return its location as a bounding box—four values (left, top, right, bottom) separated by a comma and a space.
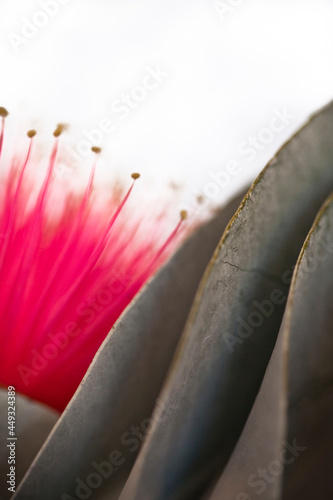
0, 107, 9, 159
0, 131, 36, 271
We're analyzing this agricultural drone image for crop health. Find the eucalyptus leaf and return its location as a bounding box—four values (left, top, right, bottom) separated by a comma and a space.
13, 191, 244, 500
282, 192, 333, 499
0, 389, 58, 500
206, 191, 333, 500
204, 317, 287, 500
120, 101, 333, 500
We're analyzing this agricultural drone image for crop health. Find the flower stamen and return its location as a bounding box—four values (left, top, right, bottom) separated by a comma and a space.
0, 110, 190, 410
0, 106, 9, 158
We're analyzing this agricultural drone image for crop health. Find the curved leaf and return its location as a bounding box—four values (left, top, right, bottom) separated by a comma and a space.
0, 389, 58, 500
206, 191, 333, 500
13, 192, 244, 500
120, 101, 333, 500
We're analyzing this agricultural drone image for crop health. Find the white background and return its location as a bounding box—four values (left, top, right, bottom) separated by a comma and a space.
1, 0, 333, 212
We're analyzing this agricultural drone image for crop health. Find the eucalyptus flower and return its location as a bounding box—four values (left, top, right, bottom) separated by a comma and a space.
1, 102, 333, 500
0, 107, 187, 412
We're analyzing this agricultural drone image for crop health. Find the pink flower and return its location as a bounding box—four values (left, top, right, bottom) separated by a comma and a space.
0, 107, 187, 412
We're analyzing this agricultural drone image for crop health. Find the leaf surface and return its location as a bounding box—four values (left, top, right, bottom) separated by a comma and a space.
13, 191, 244, 500
121, 102, 333, 500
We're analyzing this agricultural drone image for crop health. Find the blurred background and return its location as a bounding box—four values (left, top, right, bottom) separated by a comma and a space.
0, 0, 332, 212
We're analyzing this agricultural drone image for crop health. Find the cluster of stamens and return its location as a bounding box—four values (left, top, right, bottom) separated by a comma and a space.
0, 107, 187, 411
